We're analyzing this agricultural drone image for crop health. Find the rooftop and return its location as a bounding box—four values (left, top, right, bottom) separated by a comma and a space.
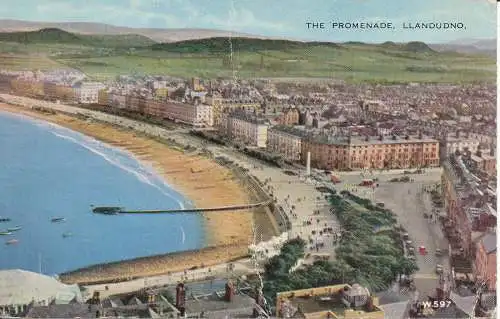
228, 110, 269, 125
25, 303, 155, 318
269, 125, 308, 137
277, 284, 382, 318
184, 292, 255, 317
0, 269, 82, 306
308, 134, 438, 146
481, 232, 497, 254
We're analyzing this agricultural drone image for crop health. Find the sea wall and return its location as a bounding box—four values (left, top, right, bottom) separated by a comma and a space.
59, 243, 250, 285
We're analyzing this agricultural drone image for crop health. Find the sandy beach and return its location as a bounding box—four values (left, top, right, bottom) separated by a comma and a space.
0, 102, 258, 282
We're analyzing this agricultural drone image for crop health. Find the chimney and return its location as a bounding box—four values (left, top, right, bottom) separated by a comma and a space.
456, 130, 460, 138
366, 297, 375, 312
92, 291, 100, 305
392, 135, 397, 140
365, 135, 369, 142
379, 135, 383, 141
225, 280, 235, 302
436, 288, 444, 300
253, 288, 265, 318
490, 146, 495, 157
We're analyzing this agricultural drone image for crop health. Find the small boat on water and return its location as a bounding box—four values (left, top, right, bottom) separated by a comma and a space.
62, 232, 73, 238
7, 226, 21, 232
0, 218, 11, 223
91, 206, 122, 215
6, 239, 18, 245
0, 231, 12, 236
51, 217, 66, 223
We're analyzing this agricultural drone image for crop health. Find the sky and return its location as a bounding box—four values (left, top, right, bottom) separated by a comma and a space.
0, 0, 496, 43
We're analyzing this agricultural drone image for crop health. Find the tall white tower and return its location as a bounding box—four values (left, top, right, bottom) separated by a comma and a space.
306, 152, 311, 176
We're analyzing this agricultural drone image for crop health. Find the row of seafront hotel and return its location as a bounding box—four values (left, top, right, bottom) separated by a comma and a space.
8, 78, 214, 127
7, 77, 497, 172
7, 77, 441, 171
223, 118, 440, 170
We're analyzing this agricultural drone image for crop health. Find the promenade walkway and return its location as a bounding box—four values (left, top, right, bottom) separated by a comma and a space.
82, 258, 261, 299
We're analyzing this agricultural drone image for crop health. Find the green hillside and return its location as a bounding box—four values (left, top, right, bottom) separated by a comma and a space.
0, 28, 156, 48
0, 33, 495, 83
380, 41, 434, 53
151, 37, 341, 53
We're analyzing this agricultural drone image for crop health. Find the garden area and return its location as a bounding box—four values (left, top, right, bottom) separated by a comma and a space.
259, 191, 418, 307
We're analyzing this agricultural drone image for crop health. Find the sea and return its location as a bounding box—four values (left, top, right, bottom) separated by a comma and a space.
0, 111, 204, 275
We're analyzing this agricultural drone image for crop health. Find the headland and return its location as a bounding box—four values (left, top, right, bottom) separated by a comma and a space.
0, 101, 275, 284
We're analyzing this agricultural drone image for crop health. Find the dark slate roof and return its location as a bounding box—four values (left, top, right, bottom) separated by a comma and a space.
427, 304, 469, 318
101, 297, 124, 308
26, 303, 154, 318
184, 292, 255, 316
374, 291, 411, 319
450, 291, 476, 316
109, 305, 153, 318
25, 303, 96, 318
379, 301, 410, 319
128, 296, 143, 306
201, 306, 256, 319
481, 233, 497, 254
479, 292, 497, 311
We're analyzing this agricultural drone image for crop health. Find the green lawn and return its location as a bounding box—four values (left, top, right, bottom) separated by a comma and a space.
0, 41, 495, 83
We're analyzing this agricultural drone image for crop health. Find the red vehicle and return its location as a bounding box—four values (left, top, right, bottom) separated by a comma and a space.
359, 179, 374, 187
331, 175, 342, 184
419, 246, 427, 255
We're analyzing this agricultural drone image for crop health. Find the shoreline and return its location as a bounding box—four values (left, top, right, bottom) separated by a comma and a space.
0, 102, 259, 283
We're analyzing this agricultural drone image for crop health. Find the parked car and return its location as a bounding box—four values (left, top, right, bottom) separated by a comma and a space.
435, 249, 443, 256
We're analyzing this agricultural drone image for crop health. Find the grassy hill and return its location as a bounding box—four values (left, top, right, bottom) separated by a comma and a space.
151, 37, 340, 53
0, 32, 495, 83
0, 28, 156, 48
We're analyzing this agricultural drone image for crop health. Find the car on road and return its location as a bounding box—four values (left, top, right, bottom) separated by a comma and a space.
403, 232, 409, 240
436, 264, 443, 274
435, 249, 443, 256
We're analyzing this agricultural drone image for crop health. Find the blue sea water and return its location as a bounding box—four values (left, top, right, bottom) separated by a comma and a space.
0, 111, 204, 275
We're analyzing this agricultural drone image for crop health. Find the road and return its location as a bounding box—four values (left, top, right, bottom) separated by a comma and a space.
333, 170, 449, 296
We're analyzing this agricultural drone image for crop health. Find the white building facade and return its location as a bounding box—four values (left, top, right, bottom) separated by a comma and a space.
73, 82, 105, 104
